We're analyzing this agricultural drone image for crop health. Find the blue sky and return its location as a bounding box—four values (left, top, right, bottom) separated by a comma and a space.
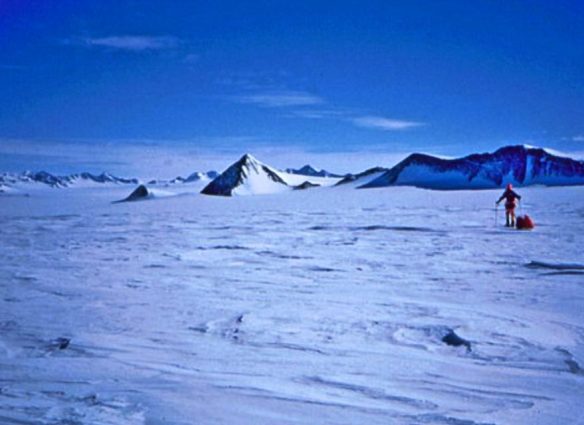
1, 0, 583, 177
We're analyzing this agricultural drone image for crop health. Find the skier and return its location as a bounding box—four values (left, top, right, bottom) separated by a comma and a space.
496, 183, 522, 227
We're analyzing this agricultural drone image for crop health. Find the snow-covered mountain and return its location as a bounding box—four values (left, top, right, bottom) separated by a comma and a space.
0, 169, 220, 190
285, 164, 342, 178
183, 170, 219, 183
0, 171, 139, 188
202, 154, 289, 196
5, 145, 582, 195
148, 171, 219, 185
201, 154, 343, 196
361, 145, 584, 190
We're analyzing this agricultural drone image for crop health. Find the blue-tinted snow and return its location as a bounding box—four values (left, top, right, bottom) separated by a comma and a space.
0, 185, 583, 424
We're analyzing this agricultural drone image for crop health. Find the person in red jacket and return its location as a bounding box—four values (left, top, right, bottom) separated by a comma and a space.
496, 183, 522, 227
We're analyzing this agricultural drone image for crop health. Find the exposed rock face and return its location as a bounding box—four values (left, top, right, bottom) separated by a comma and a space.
441, 329, 471, 352
361, 145, 584, 190
335, 167, 388, 186
294, 181, 321, 190
115, 184, 150, 203
201, 154, 288, 196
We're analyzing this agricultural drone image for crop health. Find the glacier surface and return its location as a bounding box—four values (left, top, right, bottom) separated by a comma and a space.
1, 184, 583, 424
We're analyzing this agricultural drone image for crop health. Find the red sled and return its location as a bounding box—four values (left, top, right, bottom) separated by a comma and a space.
516, 215, 535, 230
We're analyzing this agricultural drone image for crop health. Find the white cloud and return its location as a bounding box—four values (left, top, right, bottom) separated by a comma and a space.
81, 35, 181, 51
0, 137, 414, 178
0, 137, 311, 179
351, 116, 425, 131
230, 85, 425, 132
573, 135, 584, 142
288, 109, 351, 119
235, 91, 324, 108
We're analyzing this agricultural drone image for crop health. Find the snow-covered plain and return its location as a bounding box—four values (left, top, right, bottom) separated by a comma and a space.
1, 184, 584, 424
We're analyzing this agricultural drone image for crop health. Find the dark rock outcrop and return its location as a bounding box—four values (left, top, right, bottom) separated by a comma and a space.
441, 329, 471, 352
335, 167, 388, 186
114, 184, 150, 203
294, 181, 321, 190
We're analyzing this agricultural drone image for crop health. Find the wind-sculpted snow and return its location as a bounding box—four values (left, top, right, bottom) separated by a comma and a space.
0, 186, 583, 424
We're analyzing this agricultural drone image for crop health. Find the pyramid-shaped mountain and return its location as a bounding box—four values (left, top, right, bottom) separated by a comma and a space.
201, 154, 288, 196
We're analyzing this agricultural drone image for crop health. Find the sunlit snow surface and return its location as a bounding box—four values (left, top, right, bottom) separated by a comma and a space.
1, 185, 583, 424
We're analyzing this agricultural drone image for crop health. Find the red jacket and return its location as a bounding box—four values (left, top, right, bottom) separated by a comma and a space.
497, 189, 521, 208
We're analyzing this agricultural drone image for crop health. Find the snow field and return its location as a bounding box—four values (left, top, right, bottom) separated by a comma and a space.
0, 185, 583, 424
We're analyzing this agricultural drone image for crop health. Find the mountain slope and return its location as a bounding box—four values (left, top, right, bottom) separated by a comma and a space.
361, 145, 584, 190
201, 154, 289, 196
335, 167, 388, 187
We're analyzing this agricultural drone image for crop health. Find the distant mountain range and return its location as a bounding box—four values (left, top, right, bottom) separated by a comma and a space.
0, 170, 218, 189
360, 145, 584, 190
285, 165, 343, 178
3, 145, 583, 196
0, 171, 139, 188
200, 145, 583, 196
148, 171, 219, 185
